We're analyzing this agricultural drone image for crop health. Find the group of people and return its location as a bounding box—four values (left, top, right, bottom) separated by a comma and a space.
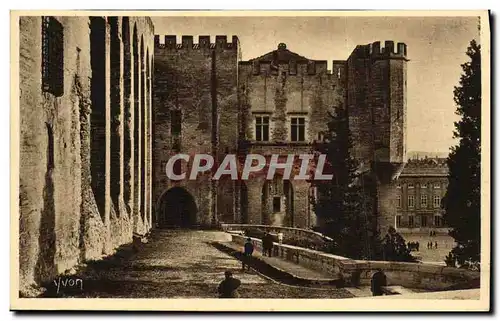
427, 241, 438, 249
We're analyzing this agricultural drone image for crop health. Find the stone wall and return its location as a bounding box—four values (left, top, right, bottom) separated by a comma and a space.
18, 15, 154, 294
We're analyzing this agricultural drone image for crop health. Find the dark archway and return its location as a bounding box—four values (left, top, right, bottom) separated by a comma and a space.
157, 187, 197, 228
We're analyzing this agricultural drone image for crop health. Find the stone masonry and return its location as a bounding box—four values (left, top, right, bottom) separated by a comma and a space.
153, 39, 408, 234
19, 16, 154, 293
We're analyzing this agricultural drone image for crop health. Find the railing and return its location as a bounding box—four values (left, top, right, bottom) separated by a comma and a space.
220, 223, 334, 244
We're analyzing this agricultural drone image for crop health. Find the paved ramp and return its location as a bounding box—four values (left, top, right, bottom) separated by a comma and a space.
44, 229, 353, 299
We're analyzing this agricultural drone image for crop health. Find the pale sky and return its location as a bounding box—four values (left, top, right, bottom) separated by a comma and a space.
152, 16, 480, 154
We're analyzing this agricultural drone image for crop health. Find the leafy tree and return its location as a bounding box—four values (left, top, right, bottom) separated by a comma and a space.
382, 226, 416, 262
311, 106, 378, 259
442, 40, 481, 270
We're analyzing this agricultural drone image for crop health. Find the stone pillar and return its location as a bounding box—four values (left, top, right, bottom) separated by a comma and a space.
104, 22, 112, 253
246, 178, 264, 224
292, 180, 309, 228
377, 181, 399, 235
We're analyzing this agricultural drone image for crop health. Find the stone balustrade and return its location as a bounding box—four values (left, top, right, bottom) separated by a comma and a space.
230, 234, 480, 291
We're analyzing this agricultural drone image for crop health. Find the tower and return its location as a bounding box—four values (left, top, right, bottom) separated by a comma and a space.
347, 40, 409, 235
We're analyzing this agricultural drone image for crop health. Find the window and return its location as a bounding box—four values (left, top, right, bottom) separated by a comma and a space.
434, 195, 441, 208
396, 215, 402, 228
421, 183, 428, 189
408, 195, 415, 208
408, 216, 414, 228
396, 183, 401, 189
171, 110, 182, 135
396, 195, 401, 208
273, 196, 281, 212
434, 215, 443, 227
433, 183, 441, 189
408, 183, 415, 189
42, 16, 64, 97
255, 116, 269, 141
421, 194, 428, 208
421, 215, 428, 227
291, 117, 306, 142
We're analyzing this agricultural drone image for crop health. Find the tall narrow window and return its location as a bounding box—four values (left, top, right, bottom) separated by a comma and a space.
434, 195, 441, 208
396, 215, 402, 228
421, 215, 428, 227
434, 215, 443, 227
408, 195, 415, 208
408, 215, 414, 228
41, 16, 64, 97
255, 116, 269, 141
273, 196, 281, 212
421, 194, 428, 208
171, 110, 182, 152
171, 110, 182, 135
291, 117, 305, 142
396, 195, 401, 208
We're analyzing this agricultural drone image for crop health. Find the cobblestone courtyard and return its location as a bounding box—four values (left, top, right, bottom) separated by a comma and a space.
43, 230, 353, 299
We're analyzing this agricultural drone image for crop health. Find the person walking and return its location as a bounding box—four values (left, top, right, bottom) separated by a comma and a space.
434, 241, 438, 250
242, 237, 254, 271
217, 271, 241, 298
264, 233, 273, 257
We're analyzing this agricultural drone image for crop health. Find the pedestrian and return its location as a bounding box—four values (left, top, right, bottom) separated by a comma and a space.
217, 270, 241, 298
261, 233, 268, 256
265, 233, 273, 257
277, 232, 284, 245
242, 237, 254, 271
434, 241, 438, 249
416, 241, 420, 252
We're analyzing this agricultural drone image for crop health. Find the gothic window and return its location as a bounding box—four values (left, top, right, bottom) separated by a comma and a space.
396, 183, 401, 189
291, 117, 305, 142
255, 116, 269, 142
408, 183, 415, 189
421, 183, 428, 189
42, 16, 64, 97
433, 183, 441, 189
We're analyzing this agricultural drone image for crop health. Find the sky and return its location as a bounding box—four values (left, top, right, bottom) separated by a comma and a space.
152, 16, 480, 154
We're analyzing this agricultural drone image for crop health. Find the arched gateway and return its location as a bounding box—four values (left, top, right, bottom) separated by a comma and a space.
156, 187, 197, 228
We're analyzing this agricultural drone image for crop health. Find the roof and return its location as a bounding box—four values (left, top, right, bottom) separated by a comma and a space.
248, 43, 313, 63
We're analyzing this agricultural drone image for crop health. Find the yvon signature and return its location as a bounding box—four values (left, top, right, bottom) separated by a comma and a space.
53, 277, 83, 294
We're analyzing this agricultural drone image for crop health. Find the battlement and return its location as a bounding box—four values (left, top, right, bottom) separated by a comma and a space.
351, 40, 408, 60
154, 35, 239, 50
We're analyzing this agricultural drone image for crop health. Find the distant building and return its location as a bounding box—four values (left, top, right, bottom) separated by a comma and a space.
392, 157, 448, 232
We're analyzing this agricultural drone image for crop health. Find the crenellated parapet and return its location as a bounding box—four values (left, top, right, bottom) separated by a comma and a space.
154, 35, 239, 51
351, 40, 408, 61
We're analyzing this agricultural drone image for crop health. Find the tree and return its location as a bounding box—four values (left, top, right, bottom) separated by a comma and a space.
382, 226, 416, 262
443, 39, 481, 270
311, 106, 377, 259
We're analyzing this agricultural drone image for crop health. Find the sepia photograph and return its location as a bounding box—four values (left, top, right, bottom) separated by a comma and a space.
10, 10, 490, 311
